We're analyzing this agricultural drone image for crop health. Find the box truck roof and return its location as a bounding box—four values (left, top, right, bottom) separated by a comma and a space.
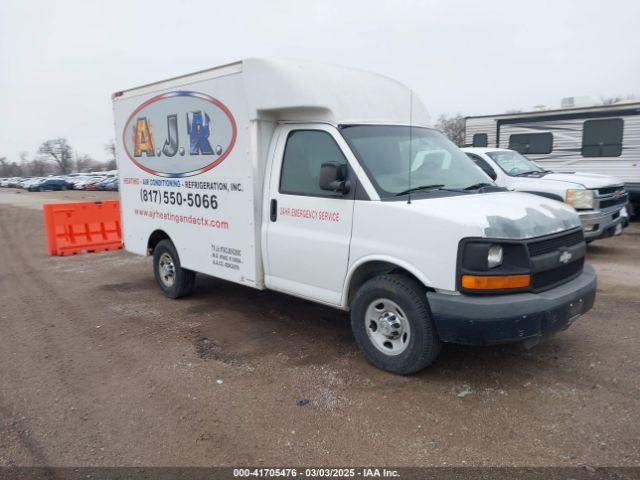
113, 58, 431, 127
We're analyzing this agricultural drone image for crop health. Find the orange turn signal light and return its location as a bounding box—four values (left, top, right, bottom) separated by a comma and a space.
461, 274, 531, 290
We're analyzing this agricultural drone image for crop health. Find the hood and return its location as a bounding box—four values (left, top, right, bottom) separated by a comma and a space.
405, 191, 581, 240
508, 176, 576, 198
541, 172, 623, 189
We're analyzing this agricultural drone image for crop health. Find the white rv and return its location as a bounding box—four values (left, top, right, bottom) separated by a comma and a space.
465, 102, 640, 213
112, 59, 596, 374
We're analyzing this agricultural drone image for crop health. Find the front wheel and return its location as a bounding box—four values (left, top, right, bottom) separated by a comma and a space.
152, 239, 196, 298
351, 274, 441, 375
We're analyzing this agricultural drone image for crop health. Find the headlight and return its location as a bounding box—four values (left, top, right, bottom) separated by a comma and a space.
459, 241, 527, 272
487, 245, 503, 269
566, 189, 594, 210
459, 240, 530, 292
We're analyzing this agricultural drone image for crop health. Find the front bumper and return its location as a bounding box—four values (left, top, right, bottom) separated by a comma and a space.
426, 265, 597, 346
579, 206, 627, 240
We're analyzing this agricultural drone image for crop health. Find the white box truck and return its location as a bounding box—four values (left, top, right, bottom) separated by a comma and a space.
112, 59, 597, 374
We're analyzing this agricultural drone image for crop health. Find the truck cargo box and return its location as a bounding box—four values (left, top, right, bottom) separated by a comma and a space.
112, 58, 428, 289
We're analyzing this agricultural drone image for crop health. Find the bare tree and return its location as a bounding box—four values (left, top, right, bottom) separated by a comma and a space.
0, 157, 8, 176
75, 153, 99, 172
3, 161, 22, 177
1, 154, 30, 177
435, 113, 466, 147
38, 138, 74, 174
10, 161, 24, 176
3, 140, 119, 178
27, 158, 51, 176
104, 139, 117, 170
1, 152, 60, 177
17, 151, 54, 176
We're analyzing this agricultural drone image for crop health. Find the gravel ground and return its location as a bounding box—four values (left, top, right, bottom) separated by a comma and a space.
0, 189, 638, 467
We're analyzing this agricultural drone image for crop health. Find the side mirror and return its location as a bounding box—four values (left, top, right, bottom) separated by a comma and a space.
319, 161, 350, 194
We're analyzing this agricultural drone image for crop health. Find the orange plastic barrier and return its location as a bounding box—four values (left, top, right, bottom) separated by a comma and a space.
43, 201, 123, 256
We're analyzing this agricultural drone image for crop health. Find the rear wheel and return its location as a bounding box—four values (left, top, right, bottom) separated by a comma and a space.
152, 239, 195, 298
351, 274, 441, 375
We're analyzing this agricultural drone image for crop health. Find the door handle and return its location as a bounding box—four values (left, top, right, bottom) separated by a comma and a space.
270, 199, 278, 222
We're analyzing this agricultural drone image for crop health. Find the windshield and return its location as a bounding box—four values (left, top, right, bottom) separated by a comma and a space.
340, 125, 493, 197
486, 150, 544, 176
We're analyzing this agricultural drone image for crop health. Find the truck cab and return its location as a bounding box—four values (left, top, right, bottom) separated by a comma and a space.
113, 59, 597, 375
263, 123, 596, 373
462, 147, 629, 242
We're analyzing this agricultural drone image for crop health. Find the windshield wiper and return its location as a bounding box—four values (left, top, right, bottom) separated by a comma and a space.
395, 184, 445, 196
463, 182, 494, 190
515, 170, 542, 176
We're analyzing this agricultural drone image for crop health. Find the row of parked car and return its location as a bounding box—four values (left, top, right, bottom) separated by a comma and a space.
0, 171, 119, 192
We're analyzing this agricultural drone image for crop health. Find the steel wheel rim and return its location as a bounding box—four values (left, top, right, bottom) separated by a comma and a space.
364, 298, 411, 356
158, 252, 176, 287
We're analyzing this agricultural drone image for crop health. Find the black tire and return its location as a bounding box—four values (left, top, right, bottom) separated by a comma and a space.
152, 239, 196, 298
350, 274, 441, 375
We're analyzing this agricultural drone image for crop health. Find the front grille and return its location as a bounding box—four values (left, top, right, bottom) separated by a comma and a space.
527, 229, 584, 257
527, 228, 586, 291
597, 186, 624, 196
599, 194, 628, 209
532, 258, 584, 290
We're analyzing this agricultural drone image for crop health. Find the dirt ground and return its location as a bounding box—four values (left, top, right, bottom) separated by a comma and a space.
0, 188, 638, 467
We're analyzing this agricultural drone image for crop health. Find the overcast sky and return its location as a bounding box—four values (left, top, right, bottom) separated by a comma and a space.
1, 0, 639, 164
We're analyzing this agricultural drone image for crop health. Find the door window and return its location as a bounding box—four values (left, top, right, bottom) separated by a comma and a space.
279, 130, 348, 197
466, 153, 497, 180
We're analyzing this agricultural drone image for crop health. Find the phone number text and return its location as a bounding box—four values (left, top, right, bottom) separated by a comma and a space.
140, 189, 218, 210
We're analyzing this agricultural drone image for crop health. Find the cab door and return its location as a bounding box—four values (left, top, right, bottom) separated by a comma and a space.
264, 124, 356, 305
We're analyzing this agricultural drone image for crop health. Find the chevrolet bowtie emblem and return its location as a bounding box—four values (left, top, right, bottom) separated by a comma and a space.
559, 250, 573, 264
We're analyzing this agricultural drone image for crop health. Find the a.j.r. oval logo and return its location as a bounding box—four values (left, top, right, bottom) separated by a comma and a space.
122, 91, 237, 177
